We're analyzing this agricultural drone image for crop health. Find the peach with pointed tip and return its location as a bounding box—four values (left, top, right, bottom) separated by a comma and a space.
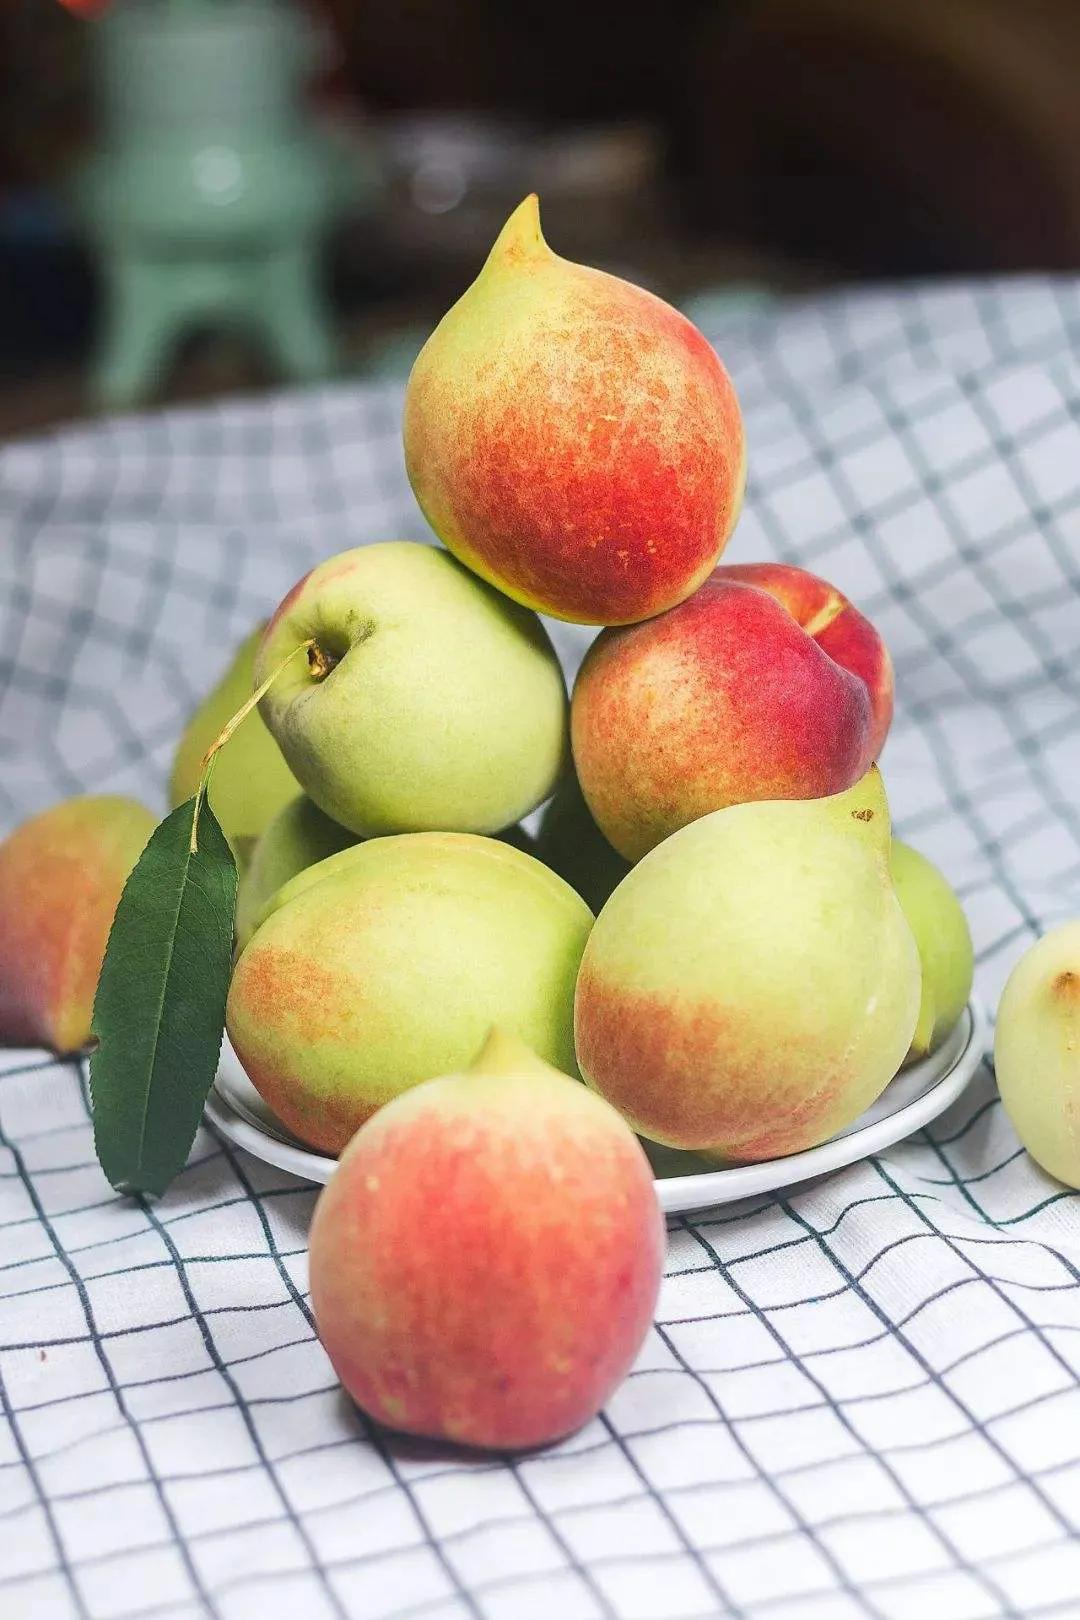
0, 796, 156, 1054
572, 561, 894, 860
309, 1029, 665, 1450
575, 769, 920, 1160
404, 195, 745, 627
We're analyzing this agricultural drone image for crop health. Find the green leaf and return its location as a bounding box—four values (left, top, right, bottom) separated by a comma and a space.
90, 797, 238, 1197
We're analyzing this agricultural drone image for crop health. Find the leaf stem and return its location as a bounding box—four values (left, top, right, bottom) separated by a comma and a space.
190, 753, 217, 856
189, 637, 315, 854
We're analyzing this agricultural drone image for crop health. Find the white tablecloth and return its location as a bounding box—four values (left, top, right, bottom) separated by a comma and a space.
1, 277, 1079, 1620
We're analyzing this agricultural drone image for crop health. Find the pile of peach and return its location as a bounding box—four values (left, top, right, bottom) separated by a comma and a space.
2, 198, 1075, 1453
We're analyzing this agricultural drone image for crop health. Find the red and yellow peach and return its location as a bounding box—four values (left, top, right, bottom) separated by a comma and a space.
309, 1030, 664, 1449
226, 832, 593, 1155
403, 196, 745, 626
572, 561, 893, 859
0, 796, 155, 1053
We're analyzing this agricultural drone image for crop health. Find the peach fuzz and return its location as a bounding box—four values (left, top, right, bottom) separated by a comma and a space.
309, 1030, 664, 1450
572, 560, 893, 860
0, 796, 155, 1053
403, 195, 745, 626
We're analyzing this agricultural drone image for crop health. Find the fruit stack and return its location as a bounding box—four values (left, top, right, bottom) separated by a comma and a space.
221, 198, 959, 1167
4, 198, 1072, 1453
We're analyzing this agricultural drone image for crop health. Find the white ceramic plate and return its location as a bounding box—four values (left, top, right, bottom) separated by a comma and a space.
206, 996, 988, 1214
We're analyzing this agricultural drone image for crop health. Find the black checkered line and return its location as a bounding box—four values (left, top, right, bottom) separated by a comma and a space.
1, 277, 1079, 1620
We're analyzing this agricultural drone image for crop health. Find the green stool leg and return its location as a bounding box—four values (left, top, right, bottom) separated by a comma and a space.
256, 243, 338, 383
95, 257, 182, 410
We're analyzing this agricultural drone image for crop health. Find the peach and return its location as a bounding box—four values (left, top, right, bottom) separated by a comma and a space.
309, 1030, 664, 1449
255, 543, 569, 839
403, 196, 745, 626
891, 840, 974, 1063
995, 922, 1080, 1188
575, 769, 920, 1160
0, 796, 155, 1053
226, 833, 593, 1154
234, 797, 360, 952
572, 561, 894, 859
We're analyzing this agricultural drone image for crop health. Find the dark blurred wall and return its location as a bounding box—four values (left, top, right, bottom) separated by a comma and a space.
324, 0, 706, 122
325, 0, 1080, 277
684, 0, 1080, 275
7, 0, 1080, 356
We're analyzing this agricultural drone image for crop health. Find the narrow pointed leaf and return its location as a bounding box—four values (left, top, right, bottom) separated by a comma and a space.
90, 798, 237, 1196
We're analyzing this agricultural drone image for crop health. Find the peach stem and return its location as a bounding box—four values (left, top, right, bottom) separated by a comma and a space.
189, 638, 315, 855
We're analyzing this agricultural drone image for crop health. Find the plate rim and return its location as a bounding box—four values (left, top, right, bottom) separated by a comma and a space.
205, 994, 990, 1213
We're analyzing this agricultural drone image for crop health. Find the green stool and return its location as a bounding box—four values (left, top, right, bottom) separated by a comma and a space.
76, 0, 357, 407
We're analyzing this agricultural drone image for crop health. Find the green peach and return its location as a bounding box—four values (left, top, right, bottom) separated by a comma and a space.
890, 840, 974, 1062
995, 921, 1080, 1188
234, 796, 539, 951
575, 768, 920, 1160
235, 797, 359, 951
226, 833, 593, 1153
256, 542, 569, 838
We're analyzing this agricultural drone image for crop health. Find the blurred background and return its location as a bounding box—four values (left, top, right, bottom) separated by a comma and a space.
6, 0, 1080, 435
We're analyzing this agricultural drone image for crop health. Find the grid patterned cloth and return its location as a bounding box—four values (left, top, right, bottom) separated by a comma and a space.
2, 277, 1080, 1620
